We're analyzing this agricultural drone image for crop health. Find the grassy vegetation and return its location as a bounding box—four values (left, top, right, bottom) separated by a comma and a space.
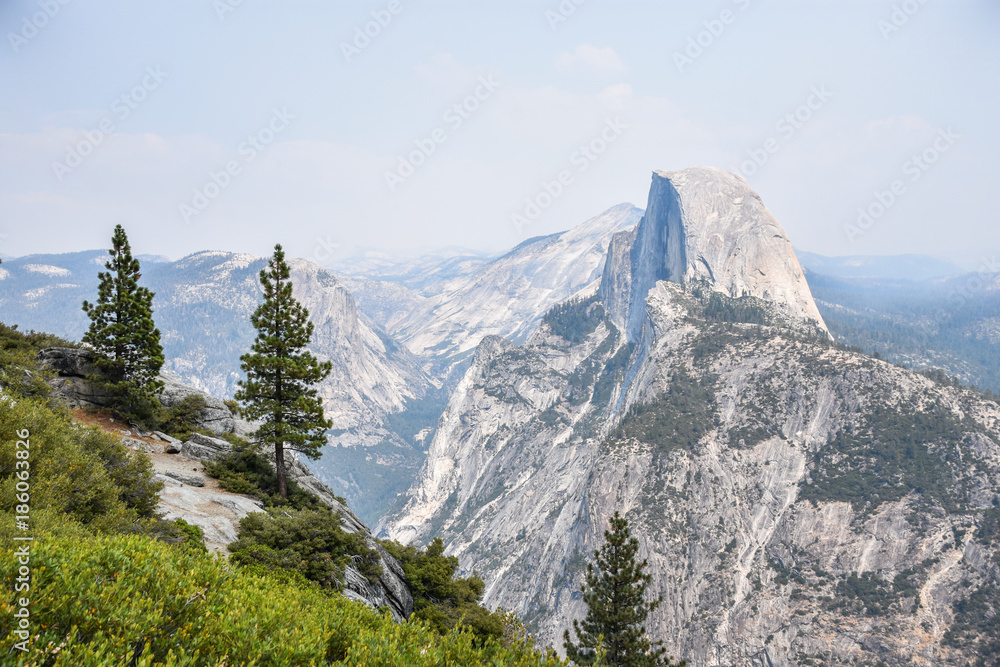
0, 533, 566, 665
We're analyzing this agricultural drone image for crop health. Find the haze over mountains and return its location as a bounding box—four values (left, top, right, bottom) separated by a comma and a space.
3, 167, 1000, 664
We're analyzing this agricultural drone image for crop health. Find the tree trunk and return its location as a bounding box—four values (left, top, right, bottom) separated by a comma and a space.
275, 440, 288, 499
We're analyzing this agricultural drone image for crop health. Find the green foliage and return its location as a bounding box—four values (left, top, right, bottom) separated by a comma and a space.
0, 322, 76, 399
229, 507, 383, 586
203, 445, 323, 510
798, 403, 967, 514
0, 394, 161, 539
564, 512, 684, 667
543, 295, 605, 344
0, 533, 569, 665
155, 394, 208, 440
81, 224, 165, 421
235, 244, 333, 498
380, 537, 507, 643
171, 518, 207, 554
701, 291, 771, 325
613, 369, 718, 456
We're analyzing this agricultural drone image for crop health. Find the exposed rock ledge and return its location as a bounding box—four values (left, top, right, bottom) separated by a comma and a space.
39, 347, 414, 622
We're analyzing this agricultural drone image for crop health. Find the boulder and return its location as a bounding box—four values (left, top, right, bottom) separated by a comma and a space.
36, 347, 97, 377
180, 432, 233, 462
37, 349, 241, 436
163, 470, 205, 487
154, 431, 183, 454
121, 437, 161, 454
159, 374, 236, 436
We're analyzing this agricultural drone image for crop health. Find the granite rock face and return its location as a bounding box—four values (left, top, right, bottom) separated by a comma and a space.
388, 203, 643, 374
601, 168, 828, 339
384, 169, 1000, 665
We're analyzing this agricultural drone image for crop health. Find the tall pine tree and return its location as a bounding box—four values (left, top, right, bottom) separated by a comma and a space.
236, 244, 332, 498
564, 512, 685, 667
82, 224, 164, 418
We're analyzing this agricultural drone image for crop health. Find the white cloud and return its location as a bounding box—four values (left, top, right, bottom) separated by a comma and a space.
554, 44, 626, 75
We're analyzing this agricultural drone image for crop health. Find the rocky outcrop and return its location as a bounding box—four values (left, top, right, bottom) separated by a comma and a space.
37, 347, 251, 436
389, 203, 643, 371
602, 168, 828, 339
159, 373, 239, 436
384, 169, 999, 665
38, 346, 416, 622
179, 432, 233, 461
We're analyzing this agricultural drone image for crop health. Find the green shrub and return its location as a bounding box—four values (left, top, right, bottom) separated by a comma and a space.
543, 295, 605, 344
156, 394, 208, 440
203, 445, 321, 509
0, 322, 76, 399
229, 507, 383, 586
381, 537, 507, 643
0, 395, 161, 538
0, 533, 567, 665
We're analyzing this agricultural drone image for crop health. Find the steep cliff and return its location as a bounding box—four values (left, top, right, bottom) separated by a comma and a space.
601, 168, 827, 339
384, 169, 1000, 665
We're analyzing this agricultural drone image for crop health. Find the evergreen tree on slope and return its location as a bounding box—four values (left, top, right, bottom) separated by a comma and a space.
236, 244, 332, 499
564, 512, 685, 667
82, 224, 164, 418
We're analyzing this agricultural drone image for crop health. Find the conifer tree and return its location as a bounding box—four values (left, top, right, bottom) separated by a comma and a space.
564, 512, 685, 667
82, 224, 164, 418
236, 244, 332, 499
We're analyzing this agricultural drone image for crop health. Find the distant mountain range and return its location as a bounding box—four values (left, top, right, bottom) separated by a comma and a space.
796, 250, 964, 281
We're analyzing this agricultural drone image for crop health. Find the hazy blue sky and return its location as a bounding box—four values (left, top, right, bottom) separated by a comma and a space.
1, 0, 997, 267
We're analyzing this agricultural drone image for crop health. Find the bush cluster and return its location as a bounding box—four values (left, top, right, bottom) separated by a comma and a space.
0, 534, 567, 665
203, 446, 323, 509
229, 507, 383, 586
380, 537, 507, 643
